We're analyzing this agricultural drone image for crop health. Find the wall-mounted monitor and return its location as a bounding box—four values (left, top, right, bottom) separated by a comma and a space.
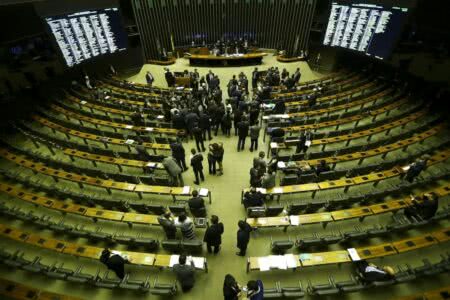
323, 2, 409, 59
44, 7, 127, 67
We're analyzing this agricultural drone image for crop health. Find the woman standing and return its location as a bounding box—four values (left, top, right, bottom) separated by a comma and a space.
223, 274, 241, 300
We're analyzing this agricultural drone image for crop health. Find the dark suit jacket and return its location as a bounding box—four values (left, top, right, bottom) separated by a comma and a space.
237, 121, 249, 138
203, 223, 224, 246
188, 196, 205, 210
237, 223, 252, 248
191, 153, 204, 170
173, 263, 196, 289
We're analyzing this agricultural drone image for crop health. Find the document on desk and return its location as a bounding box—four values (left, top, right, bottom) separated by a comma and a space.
125, 139, 135, 145
199, 188, 208, 197
80, 100, 87, 105
290, 215, 300, 226
285, 254, 298, 268
270, 142, 278, 148
169, 255, 180, 267
277, 161, 286, 169
182, 186, 190, 194
146, 162, 156, 168
258, 257, 271, 271
347, 248, 361, 261
187, 256, 205, 268
125, 125, 133, 129
273, 187, 283, 194
270, 255, 287, 270
256, 188, 267, 194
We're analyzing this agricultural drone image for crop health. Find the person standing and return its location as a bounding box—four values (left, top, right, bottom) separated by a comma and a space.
207, 145, 217, 175
249, 121, 261, 152
212, 142, 224, 175
190, 148, 205, 185
165, 68, 175, 87
223, 274, 241, 300
173, 254, 196, 292
237, 117, 250, 152
157, 212, 177, 239
293, 67, 301, 84
199, 111, 212, 141
170, 141, 187, 171
252, 68, 259, 90
162, 156, 183, 186
145, 71, 154, 86
222, 110, 232, 137
193, 124, 206, 152
203, 215, 224, 254
236, 220, 252, 256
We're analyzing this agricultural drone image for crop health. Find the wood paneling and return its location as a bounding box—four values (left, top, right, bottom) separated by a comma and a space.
132, 0, 316, 60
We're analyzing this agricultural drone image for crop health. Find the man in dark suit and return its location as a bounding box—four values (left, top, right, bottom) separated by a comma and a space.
165, 68, 175, 87
252, 67, 259, 90
237, 117, 250, 152
99, 248, 128, 279
190, 148, 204, 185
404, 155, 429, 182
236, 220, 252, 256
135, 141, 150, 161
243, 187, 264, 209
157, 212, 177, 239
206, 70, 215, 89
293, 67, 301, 83
199, 112, 212, 141
192, 124, 206, 152
188, 190, 206, 217
404, 193, 438, 221
173, 254, 196, 292
145, 71, 154, 86
170, 141, 187, 171
203, 215, 224, 254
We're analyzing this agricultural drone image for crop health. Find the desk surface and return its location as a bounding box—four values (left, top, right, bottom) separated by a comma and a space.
188, 52, 267, 60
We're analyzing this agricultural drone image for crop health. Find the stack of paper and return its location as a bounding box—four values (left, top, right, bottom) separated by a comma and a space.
277, 161, 287, 169
145, 127, 154, 132
285, 254, 298, 268
270, 142, 278, 148
169, 255, 180, 267
125, 139, 135, 145
270, 255, 287, 270
290, 216, 300, 226
188, 256, 205, 268
157, 115, 164, 119
256, 188, 267, 193
258, 257, 271, 271
347, 248, 361, 261
146, 162, 156, 167
199, 188, 209, 197
182, 186, 190, 194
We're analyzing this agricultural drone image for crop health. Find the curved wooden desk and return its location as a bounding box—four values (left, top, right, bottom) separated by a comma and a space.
0, 277, 82, 300
246, 182, 450, 229
0, 223, 207, 271
49, 104, 182, 136
242, 148, 450, 199
247, 227, 450, 272
31, 115, 171, 153
276, 55, 306, 62
187, 52, 267, 66
0, 148, 210, 202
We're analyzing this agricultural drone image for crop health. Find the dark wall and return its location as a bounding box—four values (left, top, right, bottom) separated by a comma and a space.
132, 0, 317, 60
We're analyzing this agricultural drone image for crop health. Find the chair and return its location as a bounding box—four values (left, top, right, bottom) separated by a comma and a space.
161, 240, 182, 253
263, 282, 283, 299
281, 281, 305, 298
181, 240, 203, 254
119, 274, 150, 292
190, 207, 207, 218
169, 204, 187, 216
281, 174, 299, 186
287, 203, 308, 215
335, 275, 366, 293
151, 276, 177, 296
66, 266, 95, 283
296, 234, 322, 249
265, 205, 284, 217
247, 207, 266, 218
307, 277, 340, 296
271, 236, 294, 254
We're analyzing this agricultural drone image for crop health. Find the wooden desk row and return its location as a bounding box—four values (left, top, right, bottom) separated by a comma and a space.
285, 84, 389, 118
243, 148, 450, 199
49, 104, 181, 136
32, 115, 171, 152
77, 87, 162, 108
0, 277, 82, 300
63, 148, 164, 171
0, 148, 213, 202
265, 96, 408, 136
269, 104, 423, 151
395, 285, 450, 300
293, 124, 445, 167
0, 223, 207, 271
283, 80, 378, 108
247, 227, 450, 272
98, 81, 163, 99
0, 181, 200, 226
109, 76, 192, 94
246, 182, 450, 229
65, 93, 160, 115
271, 73, 362, 98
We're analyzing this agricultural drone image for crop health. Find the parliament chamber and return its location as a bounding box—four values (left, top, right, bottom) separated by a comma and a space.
0, 0, 449, 300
